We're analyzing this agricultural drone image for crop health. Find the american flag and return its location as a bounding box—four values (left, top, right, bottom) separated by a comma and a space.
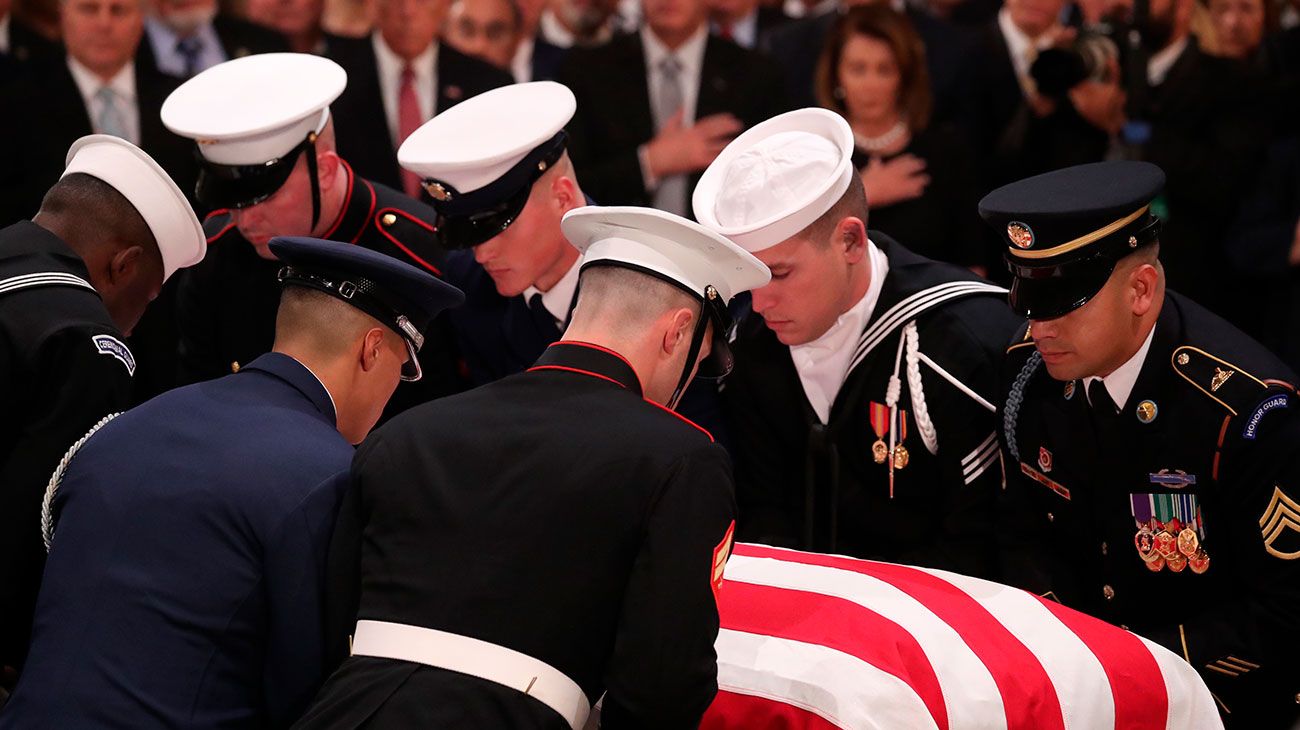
701, 544, 1223, 730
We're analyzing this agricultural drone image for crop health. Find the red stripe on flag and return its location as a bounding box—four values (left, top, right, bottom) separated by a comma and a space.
1035, 598, 1169, 729
735, 545, 1065, 730
703, 691, 847, 730
718, 580, 949, 730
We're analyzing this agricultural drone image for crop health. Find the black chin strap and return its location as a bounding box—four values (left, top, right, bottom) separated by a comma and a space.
305, 131, 321, 230
667, 299, 710, 411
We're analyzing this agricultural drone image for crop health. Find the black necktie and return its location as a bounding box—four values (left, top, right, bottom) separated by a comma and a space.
176, 36, 203, 78
1088, 379, 1120, 418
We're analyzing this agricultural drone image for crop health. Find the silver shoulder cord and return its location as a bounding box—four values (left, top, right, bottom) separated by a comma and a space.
42, 412, 121, 552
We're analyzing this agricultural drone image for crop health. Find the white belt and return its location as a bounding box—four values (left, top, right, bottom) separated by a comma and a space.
351, 620, 591, 730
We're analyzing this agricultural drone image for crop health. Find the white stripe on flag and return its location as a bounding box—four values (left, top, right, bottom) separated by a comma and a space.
918, 568, 1115, 730
717, 629, 940, 730
726, 554, 1006, 730
1136, 636, 1225, 730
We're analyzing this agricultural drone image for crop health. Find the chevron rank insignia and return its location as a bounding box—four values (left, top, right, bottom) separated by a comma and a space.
1260, 486, 1300, 559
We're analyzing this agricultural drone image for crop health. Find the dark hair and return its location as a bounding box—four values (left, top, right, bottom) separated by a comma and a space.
804, 171, 869, 246
814, 5, 932, 133
38, 173, 155, 252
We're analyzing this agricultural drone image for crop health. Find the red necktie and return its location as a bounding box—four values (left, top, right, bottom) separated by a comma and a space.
398, 65, 423, 199
718, 22, 734, 41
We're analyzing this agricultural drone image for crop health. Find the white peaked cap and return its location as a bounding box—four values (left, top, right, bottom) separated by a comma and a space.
63, 135, 205, 282
398, 81, 577, 193
693, 108, 856, 252
561, 206, 770, 303
161, 53, 347, 165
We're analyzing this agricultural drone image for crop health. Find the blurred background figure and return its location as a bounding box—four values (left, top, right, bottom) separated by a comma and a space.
327, 0, 512, 200
140, 0, 286, 79
706, 0, 790, 48
321, 0, 373, 35
1203, 0, 1271, 61
245, 0, 333, 53
538, 0, 619, 46
0, 0, 60, 82
443, 0, 563, 79
816, 4, 982, 269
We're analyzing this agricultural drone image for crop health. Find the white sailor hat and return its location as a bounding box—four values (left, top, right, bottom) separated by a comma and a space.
161, 53, 347, 211
63, 135, 205, 283
398, 81, 576, 248
692, 108, 855, 253
562, 205, 770, 403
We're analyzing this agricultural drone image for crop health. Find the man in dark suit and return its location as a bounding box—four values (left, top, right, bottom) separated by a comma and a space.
326, 0, 512, 201
163, 53, 468, 416
0, 136, 205, 697
707, 0, 791, 48
292, 206, 769, 730
991, 161, 1300, 729
138, 0, 287, 79
0, 237, 463, 730
444, 0, 567, 80
0, 0, 60, 82
693, 109, 1016, 572
559, 0, 787, 218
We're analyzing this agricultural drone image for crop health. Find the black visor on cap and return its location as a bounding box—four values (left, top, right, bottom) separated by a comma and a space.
695, 287, 736, 380
276, 266, 425, 381
426, 131, 568, 249
195, 136, 312, 210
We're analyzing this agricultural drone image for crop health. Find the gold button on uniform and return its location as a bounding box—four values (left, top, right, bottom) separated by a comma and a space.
1101, 542, 1108, 556
1103, 585, 1116, 600
231, 361, 240, 373
1046, 512, 1055, 523
381, 213, 397, 226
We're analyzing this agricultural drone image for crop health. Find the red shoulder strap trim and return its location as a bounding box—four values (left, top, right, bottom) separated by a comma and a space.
374, 207, 442, 277
643, 398, 715, 443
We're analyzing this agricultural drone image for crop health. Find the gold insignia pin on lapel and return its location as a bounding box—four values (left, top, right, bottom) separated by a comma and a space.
1177, 352, 1190, 365
1137, 400, 1158, 424
1211, 367, 1234, 392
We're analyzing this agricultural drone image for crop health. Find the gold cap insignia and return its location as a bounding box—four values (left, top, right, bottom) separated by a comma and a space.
1211, 367, 1234, 392
1007, 221, 1034, 249
1136, 400, 1158, 424
424, 181, 452, 202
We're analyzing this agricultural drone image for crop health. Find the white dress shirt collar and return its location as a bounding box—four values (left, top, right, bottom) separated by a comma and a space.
790, 240, 890, 424
712, 8, 759, 48
641, 22, 708, 121
372, 33, 438, 147
997, 7, 1051, 87
522, 255, 582, 327
1148, 36, 1189, 86
0, 13, 11, 55
1085, 324, 1157, 411
67, 56, 140, 144
511, 35, 534, 83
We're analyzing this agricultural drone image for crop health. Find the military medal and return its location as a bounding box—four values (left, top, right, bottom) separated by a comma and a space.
1145, 555, 1165, 572
893, 444, 910, 469
1154, 528, 1177, 559
869, 403, 890, 464
1177, 527, 1199, 557
1131, 496, 1159, 562
1135, 525, 1157, 562
1189, 549, 1210, 574
1166, 551, 1188, 573
872, 440, 889, 464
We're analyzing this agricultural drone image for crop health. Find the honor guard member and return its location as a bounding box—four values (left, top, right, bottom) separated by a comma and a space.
691, 109, 1019, 574
0, 238, 464, 729
991, 162, 1300, 728
396, 81, 585, 385
0, 135, 204, 690
292, 207, 770, 730
163, 53, 465, 413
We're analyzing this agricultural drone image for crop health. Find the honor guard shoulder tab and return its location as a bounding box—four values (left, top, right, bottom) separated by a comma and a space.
1170, 345, 1282, 417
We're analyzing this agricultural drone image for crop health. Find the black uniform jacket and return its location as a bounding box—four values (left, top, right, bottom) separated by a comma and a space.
176, 164, 466, 415
722, 233, 1019, 577
294, 341, 736, 730
0, 221, 134, 675
999, 290, 1300, 727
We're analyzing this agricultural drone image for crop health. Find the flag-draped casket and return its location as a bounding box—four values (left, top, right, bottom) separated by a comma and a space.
701, 544, 1222, 730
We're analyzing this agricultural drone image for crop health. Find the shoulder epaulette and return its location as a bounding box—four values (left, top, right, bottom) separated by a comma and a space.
203, 210, 236, 243
1171, 345, 1277, 417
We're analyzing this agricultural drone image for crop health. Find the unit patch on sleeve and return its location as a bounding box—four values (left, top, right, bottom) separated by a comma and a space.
92, 334, 136, 377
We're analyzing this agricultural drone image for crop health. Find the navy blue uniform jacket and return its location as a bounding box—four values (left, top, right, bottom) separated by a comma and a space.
0, 353, 352, 729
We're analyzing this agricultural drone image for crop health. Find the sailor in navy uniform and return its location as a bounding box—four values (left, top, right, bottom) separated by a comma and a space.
691, 109, 1019, 575
0, 237, 463, 729
0, 136, 205, 690
396, 81, 585, 385
162, 53, 465, 414
991, 161, 1300, 728
292, 207, 770, 730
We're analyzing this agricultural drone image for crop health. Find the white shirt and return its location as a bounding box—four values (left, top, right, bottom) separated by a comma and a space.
1147, 36, 1189, 86
997, 7, 1051, 95
1084, 324, 1156, 411
790, 241, 890, 424
522, 255, 582, 327
783, 0, 837, 19
538, 10, 613, 48
372, 33, 437, 147
642, 24, 707, 129
511, 35, 534, 83
67, 57, 140, 145
0, 13, 11, 55
711, 8, 759, 49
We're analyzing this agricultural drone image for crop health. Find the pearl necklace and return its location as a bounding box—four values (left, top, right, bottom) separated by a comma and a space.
854, 121, 909, 153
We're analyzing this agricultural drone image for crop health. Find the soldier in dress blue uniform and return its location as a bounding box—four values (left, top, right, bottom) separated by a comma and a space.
292, 207, 770, 730
162, 53, 465, 414
991, 161, 1300, 728
0, 237, 463, 729
396, 81, 585, 385
0, 136, 205, 695
692, 109, 1019, 575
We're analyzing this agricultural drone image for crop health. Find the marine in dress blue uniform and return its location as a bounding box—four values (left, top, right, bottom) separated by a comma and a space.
292, 207, 769, 730
0, 136, 204, 688
991, 162, 1300, 728
0, 237, 463, 729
